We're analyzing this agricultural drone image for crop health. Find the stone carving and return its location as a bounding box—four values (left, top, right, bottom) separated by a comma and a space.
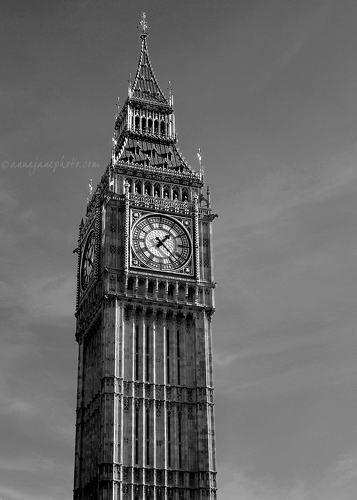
123, 397, 129, 413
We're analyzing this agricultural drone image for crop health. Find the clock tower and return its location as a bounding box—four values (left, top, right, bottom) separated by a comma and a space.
74, 14, 217, 500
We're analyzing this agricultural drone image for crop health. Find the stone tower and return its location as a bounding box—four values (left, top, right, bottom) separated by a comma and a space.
74, 14, 217, 500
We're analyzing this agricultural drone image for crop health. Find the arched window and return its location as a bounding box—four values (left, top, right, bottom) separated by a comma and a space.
163, 185, 170, 198
154, 120, 159, 134
148, 118, 153, 132
173, 187, 179, 200
154, 183, 160, 197
144, 181, 152, 196
141, 117, 146, 131
135, 116, 140, 130
135, 180, 142, 194
182, 188, 189, 201
160, 121, 166, 135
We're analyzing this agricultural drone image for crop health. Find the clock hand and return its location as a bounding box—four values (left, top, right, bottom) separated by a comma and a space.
160, 241, 176, 259
155, 234, 170, 248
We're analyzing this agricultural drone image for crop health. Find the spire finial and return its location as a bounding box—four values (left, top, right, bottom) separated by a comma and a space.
87, 179, 93, 205
139, 12, 150, 39
168, 81, 173, 106
197, 148, 204, 181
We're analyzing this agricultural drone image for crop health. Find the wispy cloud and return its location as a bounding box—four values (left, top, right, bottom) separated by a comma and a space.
330, 447, 357, 488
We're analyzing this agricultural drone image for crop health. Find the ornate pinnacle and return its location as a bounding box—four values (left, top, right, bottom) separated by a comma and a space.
139, 12, 150, 38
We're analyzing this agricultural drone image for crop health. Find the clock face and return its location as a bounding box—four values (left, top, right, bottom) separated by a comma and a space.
81, 231, 96, 290
131, 215, 192, 272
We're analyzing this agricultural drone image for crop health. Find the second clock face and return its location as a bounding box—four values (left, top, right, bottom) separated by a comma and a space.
131, 214, 192, 271
81, 231, 96, 290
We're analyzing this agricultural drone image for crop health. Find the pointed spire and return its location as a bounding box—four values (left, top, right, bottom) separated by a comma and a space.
130, 13, 169, 105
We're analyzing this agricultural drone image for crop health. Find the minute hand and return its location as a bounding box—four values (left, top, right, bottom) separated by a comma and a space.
160, 241, 176, 258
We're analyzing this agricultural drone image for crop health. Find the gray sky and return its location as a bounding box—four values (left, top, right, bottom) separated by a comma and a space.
1, 1, 357, 499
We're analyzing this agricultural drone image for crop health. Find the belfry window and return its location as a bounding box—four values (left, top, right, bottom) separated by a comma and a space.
144, 181, 152, 196
154, 183, 160, 197
163, 185, 170, 198
135, 180, 142, 194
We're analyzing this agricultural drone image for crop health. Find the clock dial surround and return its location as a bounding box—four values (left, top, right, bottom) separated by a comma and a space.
131, 214, 192, 272
81, 231, 96, 290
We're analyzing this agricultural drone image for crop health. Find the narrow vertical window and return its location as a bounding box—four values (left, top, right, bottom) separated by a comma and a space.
146, 411, 150, 465
178, 415, 182, 468
135, 409, 139, 464
177, 329, 180, 385
135, 325, 139, 381
146, 326, 150, 382
166, 328, 170, 384
167, 414, 171, 468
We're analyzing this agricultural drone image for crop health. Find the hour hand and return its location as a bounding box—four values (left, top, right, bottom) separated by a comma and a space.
162, 234, 170, 243
155, 236, 163, 247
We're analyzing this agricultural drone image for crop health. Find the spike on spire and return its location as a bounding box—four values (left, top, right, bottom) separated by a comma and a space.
168, 81, 174, 106
139, 12, 150, 39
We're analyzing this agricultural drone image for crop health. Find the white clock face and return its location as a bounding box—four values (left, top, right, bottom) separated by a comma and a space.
131, 215, 192, 271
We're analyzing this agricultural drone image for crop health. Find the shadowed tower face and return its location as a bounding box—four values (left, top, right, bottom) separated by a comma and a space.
74, 13, 218, 500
